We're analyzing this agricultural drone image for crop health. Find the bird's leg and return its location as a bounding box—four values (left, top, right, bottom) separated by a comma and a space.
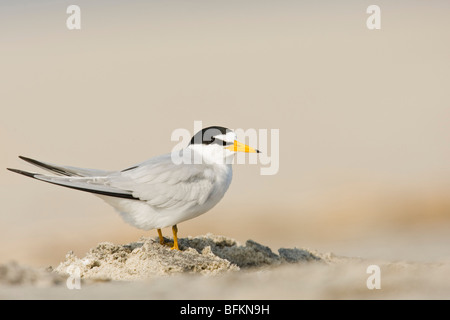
157, 228, 165, 245
171, 225, 179, 250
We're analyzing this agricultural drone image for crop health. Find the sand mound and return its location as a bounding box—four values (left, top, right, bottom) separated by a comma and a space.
54, 234, 331, 281
3, 234, 450, 299
0, 261, 64, 287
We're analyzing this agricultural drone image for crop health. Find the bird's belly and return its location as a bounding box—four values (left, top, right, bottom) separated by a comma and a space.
97, 179, 229, 230
98, 163, 232, 230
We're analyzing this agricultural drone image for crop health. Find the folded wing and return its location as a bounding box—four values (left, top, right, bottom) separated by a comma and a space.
8, 153, 217, 211
110, 153, 216, 210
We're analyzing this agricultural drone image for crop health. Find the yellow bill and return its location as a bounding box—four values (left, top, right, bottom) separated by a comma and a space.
226, 140, 261, 153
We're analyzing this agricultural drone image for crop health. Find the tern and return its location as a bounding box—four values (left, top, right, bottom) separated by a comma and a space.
7, 126, 259, 250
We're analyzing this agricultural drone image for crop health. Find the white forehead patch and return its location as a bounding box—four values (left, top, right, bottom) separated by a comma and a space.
214, 132, 236, 143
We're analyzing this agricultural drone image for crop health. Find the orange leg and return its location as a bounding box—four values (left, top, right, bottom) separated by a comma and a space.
157, 228, 164, 245
171, 225, 179, 250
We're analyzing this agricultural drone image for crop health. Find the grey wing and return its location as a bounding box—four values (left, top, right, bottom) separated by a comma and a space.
18, 156, 113, 177
8, 156, 132, 198
9, 154, 216, 208
7, 168, 136, 199
109, 153, 216, 210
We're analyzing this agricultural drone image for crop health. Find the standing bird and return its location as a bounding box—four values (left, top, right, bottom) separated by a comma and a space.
7, 126, 260, 250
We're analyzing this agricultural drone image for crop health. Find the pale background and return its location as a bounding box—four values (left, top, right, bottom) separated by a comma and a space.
1, 0, 449, 267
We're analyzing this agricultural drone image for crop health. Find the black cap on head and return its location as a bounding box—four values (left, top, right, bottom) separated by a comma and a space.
190, 126, 232, 145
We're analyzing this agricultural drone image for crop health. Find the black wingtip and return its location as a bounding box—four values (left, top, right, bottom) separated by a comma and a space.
256, 149, 261, 153
18, 155, 42, 167
7, 168, 38, 178
19, 155, 40, 165
7, 167, 138, 200
17, 155, 75, 176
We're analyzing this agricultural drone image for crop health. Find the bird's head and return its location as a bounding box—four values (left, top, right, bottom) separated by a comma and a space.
188, 126, 260, 164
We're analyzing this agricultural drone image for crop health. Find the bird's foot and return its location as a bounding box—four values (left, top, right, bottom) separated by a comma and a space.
157, 239, 180, 250
156, 226, 180, 250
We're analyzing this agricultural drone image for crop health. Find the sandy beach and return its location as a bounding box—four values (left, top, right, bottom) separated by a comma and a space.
1, 231, 450, 299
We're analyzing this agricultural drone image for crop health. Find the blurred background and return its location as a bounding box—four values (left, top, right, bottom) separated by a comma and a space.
1, 0, 449, 267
